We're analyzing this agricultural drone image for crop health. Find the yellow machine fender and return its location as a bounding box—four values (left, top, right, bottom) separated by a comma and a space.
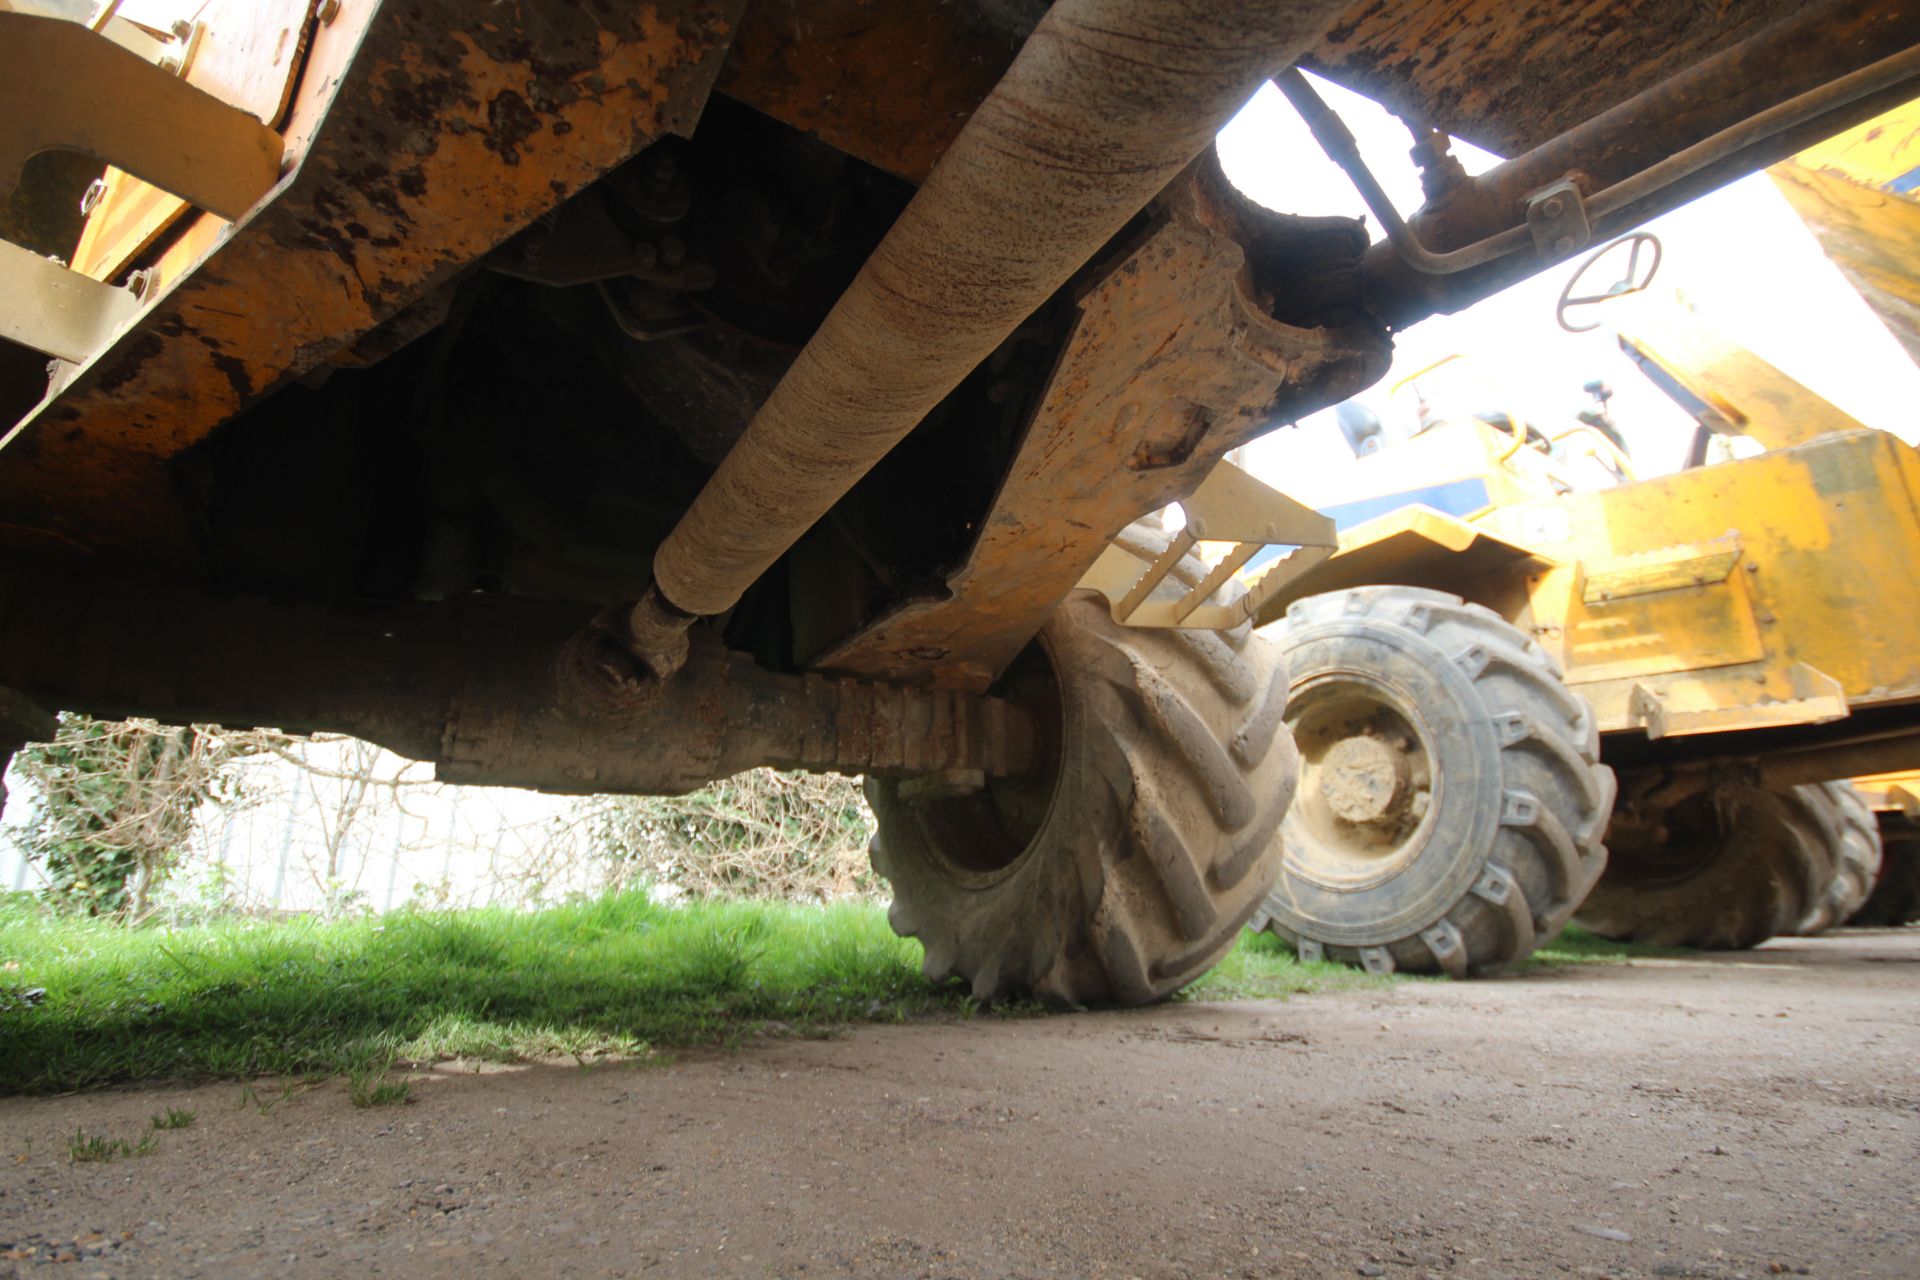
1251, 505, 1554, 631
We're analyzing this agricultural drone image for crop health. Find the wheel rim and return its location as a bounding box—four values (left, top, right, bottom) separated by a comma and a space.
1283, 672, 1438, 890
909, 636, 1064, 888
1602, 787, 1725, 888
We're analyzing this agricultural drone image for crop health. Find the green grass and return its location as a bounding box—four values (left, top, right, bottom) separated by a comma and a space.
67, 1128, 157, 1163
1182, 924, 1692, 992
346, 1061, 412, 1108
0, 892, 967, 1094
1529, 924, 1697, 966
1185, 926, 1405, 999
0, 891, 1676, 1097
0, 893, 1011, 1094
149, 1107, 195, 1130
235, 1079, 317, 1114
1187, 922, 1695, 992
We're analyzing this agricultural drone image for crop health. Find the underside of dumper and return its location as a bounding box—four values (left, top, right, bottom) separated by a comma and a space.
1, 0, 1916, 795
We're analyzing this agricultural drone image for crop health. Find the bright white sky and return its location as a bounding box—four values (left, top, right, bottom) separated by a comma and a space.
1215, 75, 1920, 482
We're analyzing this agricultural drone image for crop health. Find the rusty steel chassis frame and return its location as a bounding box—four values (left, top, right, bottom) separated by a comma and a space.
0, 564, 1034, 796
1, 1, 1914, 796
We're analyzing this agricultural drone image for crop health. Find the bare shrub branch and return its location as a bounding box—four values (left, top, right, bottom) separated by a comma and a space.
587, 770, 878, 902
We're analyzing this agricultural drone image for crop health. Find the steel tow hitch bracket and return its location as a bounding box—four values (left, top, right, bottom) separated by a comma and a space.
0, 12, 284, 222
0, 238, 145, 364
0, 10, 285, 368
1075, 460, 1337, 631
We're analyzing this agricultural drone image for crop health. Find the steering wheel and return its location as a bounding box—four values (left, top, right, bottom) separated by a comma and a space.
1556, 233, 1663, 333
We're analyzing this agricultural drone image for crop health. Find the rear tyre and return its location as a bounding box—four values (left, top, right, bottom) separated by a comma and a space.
867, 526, 1299, 1006
1575, 778, 1865, 949
1790, 782, 1881, 935
1252, 587, 1613, 977
1847, 818, 1920, 927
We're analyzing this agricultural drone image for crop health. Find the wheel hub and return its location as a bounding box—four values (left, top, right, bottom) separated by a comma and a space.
1284, 675, 1436, 885
1319, 734, 1410, 824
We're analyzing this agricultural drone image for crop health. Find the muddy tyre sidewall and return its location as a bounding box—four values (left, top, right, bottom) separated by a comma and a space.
869, 530, 1300, 1006
1264, 620, 1502, 945
1849, 824, 1920, 927
1258, 586, 1613, 977
1577, 779, 1874, 949
1792, 782, 1883, 935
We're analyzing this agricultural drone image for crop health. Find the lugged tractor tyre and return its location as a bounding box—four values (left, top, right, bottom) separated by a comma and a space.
1849, 820, 1920, 927
1575, 778, 1863, 949
1251, 586, 1614, 977
866, 525, 1299, 1006
1790, 782, 1882, 935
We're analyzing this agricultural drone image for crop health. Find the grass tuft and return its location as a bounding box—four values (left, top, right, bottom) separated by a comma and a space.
346, 1059, 412, 1108
149, 1107, 195, 1130
67, 1128, 157, 1162
66, 1130, 116, 1162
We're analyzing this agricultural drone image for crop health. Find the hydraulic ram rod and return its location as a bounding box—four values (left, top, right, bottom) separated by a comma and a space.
614, 0, 1354, 677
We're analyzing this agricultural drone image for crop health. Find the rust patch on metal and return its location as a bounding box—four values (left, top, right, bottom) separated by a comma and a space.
712, 0, 1820, 184
483, 89, 540, 165
715, 0, 1042, 183
1305, 0, 1816, 156
0, 565, 1035, 796
0, 0, 747, 561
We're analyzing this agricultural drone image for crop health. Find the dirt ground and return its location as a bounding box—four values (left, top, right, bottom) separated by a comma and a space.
2, 930, 1914, 1280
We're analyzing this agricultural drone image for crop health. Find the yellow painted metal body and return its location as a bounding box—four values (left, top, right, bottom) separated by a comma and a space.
1260, 113, 1920, 751
1261, 281, 1920, 746
1853, 770, 1920, 816
1767, 98, 1920, 369
0, 0, 747, 561
69, 0, 316, 285
1477, 427, 1920, 737
1613, 293, 1870, 450
1270, 426, 1920, 741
